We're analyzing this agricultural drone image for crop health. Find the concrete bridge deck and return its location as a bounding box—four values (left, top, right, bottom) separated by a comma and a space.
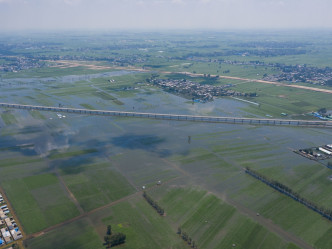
1, 103, 331, 129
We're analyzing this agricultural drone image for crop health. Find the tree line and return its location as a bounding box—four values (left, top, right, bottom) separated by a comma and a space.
143, 191, 165, 215
245, 167, 332, 221
177, 227, 198, 249
103, 225, 126, 248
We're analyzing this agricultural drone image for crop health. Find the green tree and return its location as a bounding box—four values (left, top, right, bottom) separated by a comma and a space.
110, 233, 126, 246
107, 225, 112, 236
177, 227, 182, 234
104, 236, 111, 248
318, 108, 327, 114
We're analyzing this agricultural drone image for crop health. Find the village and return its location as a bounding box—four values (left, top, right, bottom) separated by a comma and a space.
0, 56, 45, 73
185, 57, 332, 87
151, 78, 256, 102
263, 64, 332, 86
221, 59, 332, 86
0, 193, 23, 247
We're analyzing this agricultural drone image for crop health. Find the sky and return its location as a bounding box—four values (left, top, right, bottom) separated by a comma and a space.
0, 0, 332, 31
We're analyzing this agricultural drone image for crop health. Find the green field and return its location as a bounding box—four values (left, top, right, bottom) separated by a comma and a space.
26, 187, 302, 249
0, 156, 42, 168
2, 173, 80, 234
231, 82, 332, 117
1, 112, 18, 125
48, 148, 98, 160
151, 187, 298, 249
26, 196, 187, 249
61, 162, 135, 211
26, 219, 103, 249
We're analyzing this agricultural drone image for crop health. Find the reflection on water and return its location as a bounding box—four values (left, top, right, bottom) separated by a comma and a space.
1, 70, 331, 163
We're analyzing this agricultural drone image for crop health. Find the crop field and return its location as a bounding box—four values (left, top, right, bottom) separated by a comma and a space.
233, 180, 332, 248
231, 82, 332, 118
61, 161, 136, 211
1, 173, 80, 234
163, 124, 332, 248
26, 186, 302, 249
26, 219, 103, 249
26, 195, 188, 249
1, 112, 18, 125
109, 151, 181, 188
148, 186, 299, 249
2, 65, 114, 79
99, 199, 187, 249
48, 148, 98, 160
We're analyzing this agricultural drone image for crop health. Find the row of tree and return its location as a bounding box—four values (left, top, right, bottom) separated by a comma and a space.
143, 191, 165, 215
103, 225, 126, 248
177, 227, 198, 249
245, 167, 332, 221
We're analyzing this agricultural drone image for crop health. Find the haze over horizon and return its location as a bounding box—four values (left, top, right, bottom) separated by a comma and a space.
0, 0, 332, 31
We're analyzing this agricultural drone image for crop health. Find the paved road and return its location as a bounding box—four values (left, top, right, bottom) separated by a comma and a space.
1, 102, 331, 129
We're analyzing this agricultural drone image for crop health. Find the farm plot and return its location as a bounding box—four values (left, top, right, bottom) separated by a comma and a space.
27, 195, 187, 249
1, 173, 80, 234
26, 219, 103, 249
150, 187, 297, 249
60, 162, 136, 212
233, 173, 332, 248
98, 199, 187, 249
109, 151, 181, 188
232, 82, 332, 118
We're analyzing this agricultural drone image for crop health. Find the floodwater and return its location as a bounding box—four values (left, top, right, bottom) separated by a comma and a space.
0, 70, 135, 85
0, 70, 331, 173
1, 70, 332, 249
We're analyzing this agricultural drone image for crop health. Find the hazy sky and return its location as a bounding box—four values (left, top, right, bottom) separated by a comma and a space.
0, 0, 332, 31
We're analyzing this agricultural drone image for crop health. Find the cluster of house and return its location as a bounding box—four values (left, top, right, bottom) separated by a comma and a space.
186, 57, 332, 87
262, 64, 332, 86
297, 144, 332, 160
0, 194, 23, 247
215, 59, 332, 86
0, 56, 44, 73
152, 79, 254, 102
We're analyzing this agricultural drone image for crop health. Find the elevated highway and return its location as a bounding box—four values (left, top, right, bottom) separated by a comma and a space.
1, 102, 331, 129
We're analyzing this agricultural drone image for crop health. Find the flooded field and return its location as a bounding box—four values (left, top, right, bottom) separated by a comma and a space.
1, 70, 332, 249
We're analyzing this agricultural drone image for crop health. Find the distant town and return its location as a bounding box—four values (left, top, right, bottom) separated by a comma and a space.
262, 64, 332, 86
0, 56, 45, 73
219, 60, 332, 86
1, 50, 332, 88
